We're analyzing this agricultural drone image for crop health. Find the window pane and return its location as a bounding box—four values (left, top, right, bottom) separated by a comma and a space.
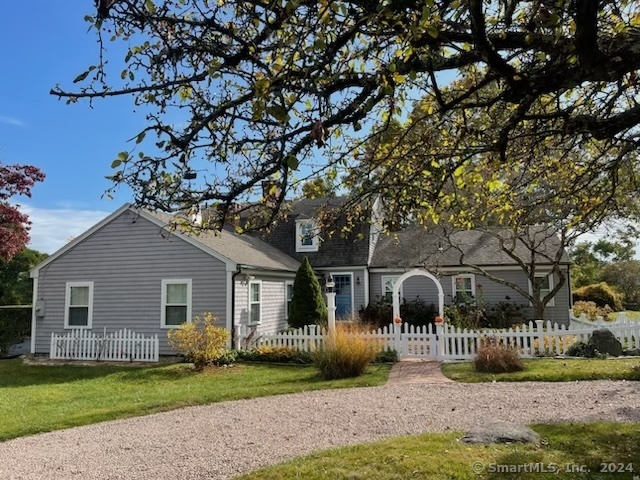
456, 277, 472, 292
68, 307, 88, 326
166, 306, 187, 325
537, 275, 550, 290
286, 284, 294, 301
250, 305, 260, 324
300, 223, 314, 245
384, 277, 397, 293
70, 286, 89, 306
250, 283, 260, 302
166, 283, 187, 304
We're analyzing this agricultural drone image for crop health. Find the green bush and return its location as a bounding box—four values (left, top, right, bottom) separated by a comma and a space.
573, 282, 624, 311
484, 301, 527, 329
444, 303, 485, 330
237, 346, 313, 364
313, 324, 381, 379
359, 298, 436, 329
565, 341, 599, 358
167, 312, 233, 370
374, 349, 398, 363
473, 336, 524, 373
0, 309, 31, 356
288, 257, 327, 328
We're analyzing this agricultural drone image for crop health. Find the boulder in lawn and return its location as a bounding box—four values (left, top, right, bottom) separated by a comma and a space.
461, 422, 541, 445
588, 329, 623, 357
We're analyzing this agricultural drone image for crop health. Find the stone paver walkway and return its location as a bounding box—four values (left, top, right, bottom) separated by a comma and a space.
386, 360, 453, 385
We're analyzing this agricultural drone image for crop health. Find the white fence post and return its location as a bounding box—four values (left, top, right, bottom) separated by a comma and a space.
435, 321, 444, 360
535, 320, 545, 356
326, 291, 337, 334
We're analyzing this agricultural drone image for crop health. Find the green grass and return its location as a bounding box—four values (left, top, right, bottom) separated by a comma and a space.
609, 310, 640, 321
237, 422, 640, 480
0, 359, 389, 441
441, 358, 640, 383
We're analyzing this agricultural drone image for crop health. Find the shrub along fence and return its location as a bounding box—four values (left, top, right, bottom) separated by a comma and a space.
569, 309, 635, 328
236, 320, 640, 361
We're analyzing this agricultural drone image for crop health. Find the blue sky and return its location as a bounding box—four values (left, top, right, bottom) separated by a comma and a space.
1, 2, 142, 254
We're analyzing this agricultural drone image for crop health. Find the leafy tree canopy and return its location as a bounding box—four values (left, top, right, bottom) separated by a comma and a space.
52, 0, 640, 231
0, 248, 48, 305
0, 164, 45, 261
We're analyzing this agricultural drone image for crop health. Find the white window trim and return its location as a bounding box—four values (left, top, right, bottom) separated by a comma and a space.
295, 219, 319, 252
64, 282, 94, 329
381, 275, 403, 303
284, 280, 294, 321
161, 279, 193, 329
529, 273, 555, 307
330, 272, 354, 318
248, 280, 262, 325
451, 274, 476, 299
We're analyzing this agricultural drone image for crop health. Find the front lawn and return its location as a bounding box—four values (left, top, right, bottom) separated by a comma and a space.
441, 358, 640, 383
237, 422, 639, 480
0, 359, 389, 441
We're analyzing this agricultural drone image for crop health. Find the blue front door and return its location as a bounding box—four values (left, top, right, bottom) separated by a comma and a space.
333, 274, 352, 318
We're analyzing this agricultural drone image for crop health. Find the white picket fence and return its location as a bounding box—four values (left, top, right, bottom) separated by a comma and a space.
50, 328, 159, 362
237, 320, 640, 361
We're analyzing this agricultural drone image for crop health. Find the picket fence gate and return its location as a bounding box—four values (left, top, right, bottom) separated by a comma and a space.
236, 319, 640, 361
50, 328, 159, 362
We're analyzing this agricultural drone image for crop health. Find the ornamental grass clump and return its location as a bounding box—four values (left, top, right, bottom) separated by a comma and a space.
167, 312, 234, 370
313, 323, 381, 379
473, 336, 524, 374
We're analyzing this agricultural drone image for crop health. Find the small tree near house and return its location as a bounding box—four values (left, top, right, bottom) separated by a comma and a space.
288, 257, 327, 329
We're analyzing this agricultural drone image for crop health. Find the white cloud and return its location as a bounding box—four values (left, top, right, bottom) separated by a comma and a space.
20, 205, 111, 254
0, 115, 26, 127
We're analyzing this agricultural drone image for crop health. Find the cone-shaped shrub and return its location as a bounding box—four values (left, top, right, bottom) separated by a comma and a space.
288, 257, 327, 328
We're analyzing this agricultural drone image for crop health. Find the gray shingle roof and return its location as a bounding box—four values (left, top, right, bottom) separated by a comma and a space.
255, 197, 372, 267
371, 227, 570, 268
143, 209, 300, 272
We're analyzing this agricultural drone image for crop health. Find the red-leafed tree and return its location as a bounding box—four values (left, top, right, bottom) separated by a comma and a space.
0, 163, 45, 261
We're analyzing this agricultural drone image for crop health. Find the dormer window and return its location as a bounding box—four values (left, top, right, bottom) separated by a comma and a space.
296, 219, 319, 252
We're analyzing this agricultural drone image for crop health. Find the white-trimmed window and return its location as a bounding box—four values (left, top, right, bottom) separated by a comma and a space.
64, 282, 94, 328
249, 280, 262, 324
452, 274, 476, 302
285, 281, 294, 320
382, 276, 403, 303
296, 219, 319, 252
530, 273, 555, 307
161, 279, 192, 328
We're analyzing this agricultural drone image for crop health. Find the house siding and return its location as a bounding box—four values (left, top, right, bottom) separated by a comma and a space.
34, 210, 228, 355
368, 268, 571, 324
234, 275, 294, 335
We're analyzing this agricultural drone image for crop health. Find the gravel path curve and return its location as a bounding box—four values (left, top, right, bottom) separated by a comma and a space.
1, 381, 638, 480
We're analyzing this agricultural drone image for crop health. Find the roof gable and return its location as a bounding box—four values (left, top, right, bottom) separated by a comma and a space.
31, 204, 300, 277
255, 197, 373, 267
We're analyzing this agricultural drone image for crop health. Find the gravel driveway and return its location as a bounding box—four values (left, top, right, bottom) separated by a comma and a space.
1, 381, 638, 480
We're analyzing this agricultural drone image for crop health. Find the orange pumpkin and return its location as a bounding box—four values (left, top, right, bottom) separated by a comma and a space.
394, 316, 402, 324
435, 316, 444, 323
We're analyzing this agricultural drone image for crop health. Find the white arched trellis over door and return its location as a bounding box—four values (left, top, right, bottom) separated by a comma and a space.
392, 269, 445, 322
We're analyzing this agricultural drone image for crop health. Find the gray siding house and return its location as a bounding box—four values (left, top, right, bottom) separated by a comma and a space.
30, 198, 572, 356
30, 204, 300, 355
